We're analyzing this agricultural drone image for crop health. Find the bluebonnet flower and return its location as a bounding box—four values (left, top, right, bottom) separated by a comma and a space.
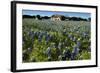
68, 34, 72, 38
82, 33, 88, 38
37, 32, 43, 42
45, 34, 48, 40
35, 31, 40, 37
76, 39, 80, 47
70, 53, 75, 60
62, 50, 67, 61
62, 48, 70, 60
65, 48, 70, 54
29, 31, 32, 37
73, 46, 79, 54
45, 34, 50, 44
68, 34, 73, 41
29, 31, 35, 41
45, 47, 51, 57
38, 35, 42, 42
65, 48, 71, 57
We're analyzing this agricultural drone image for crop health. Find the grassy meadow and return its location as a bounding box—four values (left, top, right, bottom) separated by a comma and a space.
22, 18, 91, 63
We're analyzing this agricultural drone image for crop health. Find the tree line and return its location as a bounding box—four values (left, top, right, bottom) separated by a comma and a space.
23, 15, 91, 21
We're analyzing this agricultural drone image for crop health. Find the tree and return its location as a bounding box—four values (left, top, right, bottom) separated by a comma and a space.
32, 16, 36, 19
23, 15, 33, 18
42, 16, 50, 19
61, 16, 66, 21
36, 15, 41, 20
88, 17, 91, 22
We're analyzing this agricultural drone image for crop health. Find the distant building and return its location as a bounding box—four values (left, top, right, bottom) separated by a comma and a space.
51, 14, 64, 21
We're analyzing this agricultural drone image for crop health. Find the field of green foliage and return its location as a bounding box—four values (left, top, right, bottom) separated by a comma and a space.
22, 18, 91, 63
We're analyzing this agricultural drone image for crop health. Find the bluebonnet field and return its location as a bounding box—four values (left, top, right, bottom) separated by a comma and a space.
22, 19, 91, 63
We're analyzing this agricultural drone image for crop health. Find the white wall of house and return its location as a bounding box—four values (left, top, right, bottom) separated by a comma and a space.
51, 17, 61, 21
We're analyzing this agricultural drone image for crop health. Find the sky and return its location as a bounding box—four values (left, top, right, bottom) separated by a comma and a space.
22, 10, 91, 19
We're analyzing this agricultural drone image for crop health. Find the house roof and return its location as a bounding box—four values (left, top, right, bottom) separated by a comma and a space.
51, 14, 64, 18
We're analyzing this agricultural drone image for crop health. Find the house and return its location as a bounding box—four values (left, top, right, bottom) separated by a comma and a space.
51, 14, 64, 21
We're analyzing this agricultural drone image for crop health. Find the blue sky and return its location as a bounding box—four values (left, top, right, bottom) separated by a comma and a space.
22, 10, 91, 19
